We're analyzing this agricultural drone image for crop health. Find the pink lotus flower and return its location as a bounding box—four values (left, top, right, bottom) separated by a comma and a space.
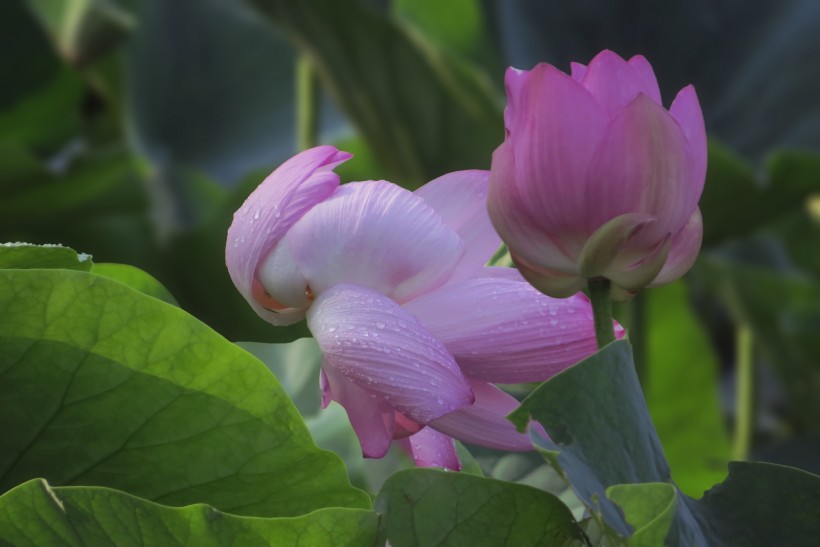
227, 146, 617, 470
488, 50, 706, 299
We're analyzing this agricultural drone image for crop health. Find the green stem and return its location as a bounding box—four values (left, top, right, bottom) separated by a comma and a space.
588, 277, 615, 349
295, 54, 320, 151
732, 325, 756, 461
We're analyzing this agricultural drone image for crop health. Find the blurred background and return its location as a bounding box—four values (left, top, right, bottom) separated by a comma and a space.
2, 0, 818, 496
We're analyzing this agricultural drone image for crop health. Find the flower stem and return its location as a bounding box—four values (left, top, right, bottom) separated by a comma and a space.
295, 54, 320, 151
732, 325, 756, 461
588, 277, 615, 349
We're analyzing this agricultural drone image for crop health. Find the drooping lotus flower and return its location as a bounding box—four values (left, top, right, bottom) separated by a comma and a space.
488, 50, 706, 299
227, 146, 618, 469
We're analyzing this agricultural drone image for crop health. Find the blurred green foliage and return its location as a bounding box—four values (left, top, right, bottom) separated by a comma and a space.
2, 0, 819, 501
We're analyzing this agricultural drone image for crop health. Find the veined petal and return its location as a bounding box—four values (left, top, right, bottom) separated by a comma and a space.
670, 85, 707, 201
586, 94, 695, 240
403, 276, 602, 383
321, 366, 395, 458
308, 284, 473, 424
287, 181, 464, 303
226, 145, 350, 325
398, 428, 460, 471
650, 208, 703, 286
431, 381, 536, 451
581, 50, 659, 115
488, 142, 581, 273
507, 64, 609, 238
415, 170, 500, 280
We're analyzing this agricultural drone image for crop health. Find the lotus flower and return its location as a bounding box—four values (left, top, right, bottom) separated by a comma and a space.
488, 50, 706, 299
227, 146, 617, 469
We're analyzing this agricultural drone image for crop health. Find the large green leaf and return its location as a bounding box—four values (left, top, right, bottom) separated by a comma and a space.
0, 268, 369, 516
376, 469, 586, 547
509, 341, 672, 541
247, 0, 503, 187
0, 479, 378, 546
644, 281, 731, 496
91, 262, 178, 306
510, 341, 820, 545
0, 242, 92, 271
607, 483, 677, 547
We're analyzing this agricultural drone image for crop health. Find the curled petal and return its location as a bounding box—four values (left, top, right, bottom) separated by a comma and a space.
226, 146, 350, 325
586, 94, 695, 240
580, 50, 660, 115
431, 381, 537, 451
321, 367, 395, 458
308, 284, 473, 424
287, 181, 464, 303
404, 276, 603, 383
398, 428, 460, 471
415, 170, 500, 280
650, 208, 703, 286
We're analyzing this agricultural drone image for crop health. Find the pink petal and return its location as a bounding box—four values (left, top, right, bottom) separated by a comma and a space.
286, 181, 464, 303
649, 207, 703, 286
403, 276, 601, 383
321, 366, 395, 458
670, 85, 707, 198
488, 142, 581, 274
580, 50, 660, 115
226, 146, 350, 325
585, 94, 695, 242
415, 170, 500, 281
570, 62, 587, 81
307, 284, 474, 424
503, 67, 532, 131
431, 380, 536, 451
398, 428, 460, 471
627, 55, 662, 105
505, 64, 609, 240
